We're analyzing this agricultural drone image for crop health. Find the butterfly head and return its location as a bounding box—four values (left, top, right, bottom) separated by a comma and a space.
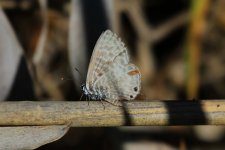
81, 84, 89, 95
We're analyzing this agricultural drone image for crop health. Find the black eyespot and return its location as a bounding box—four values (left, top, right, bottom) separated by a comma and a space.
134, 87, 138, 92
130, 95, 133, 98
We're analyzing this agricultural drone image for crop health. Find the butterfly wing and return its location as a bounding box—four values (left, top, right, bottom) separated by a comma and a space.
86, 30, 129, 91
93, 63, 141, 106
86, 30, 141, 106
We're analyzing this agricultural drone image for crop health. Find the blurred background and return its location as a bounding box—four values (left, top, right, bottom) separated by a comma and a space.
0, 0, 225, 149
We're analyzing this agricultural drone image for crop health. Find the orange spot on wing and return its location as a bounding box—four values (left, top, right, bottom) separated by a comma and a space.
128, 70, 140, 76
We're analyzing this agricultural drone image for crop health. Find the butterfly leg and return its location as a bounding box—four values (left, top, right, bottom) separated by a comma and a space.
79, 93, 84, 101
105, 99, 123, 107
86, 95, 90, 106
95, 94, 105, 109
100, 98, 105, 110
100, 100, 105, 110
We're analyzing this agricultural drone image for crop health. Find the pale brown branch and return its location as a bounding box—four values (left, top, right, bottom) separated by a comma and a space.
0, 100, 225, 126
152, 12, 189, 42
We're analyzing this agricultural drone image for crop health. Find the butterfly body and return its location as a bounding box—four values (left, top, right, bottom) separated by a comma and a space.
82, 30, 141, 106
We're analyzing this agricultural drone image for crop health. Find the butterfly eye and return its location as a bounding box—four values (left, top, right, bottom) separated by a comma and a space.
134, 87, 138, 92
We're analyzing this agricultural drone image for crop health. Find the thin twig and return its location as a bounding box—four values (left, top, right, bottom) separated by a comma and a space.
0, 100, 224, 126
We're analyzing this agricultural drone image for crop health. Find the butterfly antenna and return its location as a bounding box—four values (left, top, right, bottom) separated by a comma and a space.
74, 67, 83, 77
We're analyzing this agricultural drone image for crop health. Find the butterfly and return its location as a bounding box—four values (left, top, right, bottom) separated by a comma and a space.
81, 30, 141, 106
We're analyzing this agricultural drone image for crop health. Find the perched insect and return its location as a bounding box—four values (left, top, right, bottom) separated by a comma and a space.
81, 30, 141, 106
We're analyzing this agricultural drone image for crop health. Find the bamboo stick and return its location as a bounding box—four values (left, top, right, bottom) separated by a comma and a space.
0, 100, 224, 126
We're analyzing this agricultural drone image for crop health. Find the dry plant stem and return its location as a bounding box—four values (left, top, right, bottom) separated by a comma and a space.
187, 0, 210, 99
0, 100, 224, 126
113, 0, 188, 84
